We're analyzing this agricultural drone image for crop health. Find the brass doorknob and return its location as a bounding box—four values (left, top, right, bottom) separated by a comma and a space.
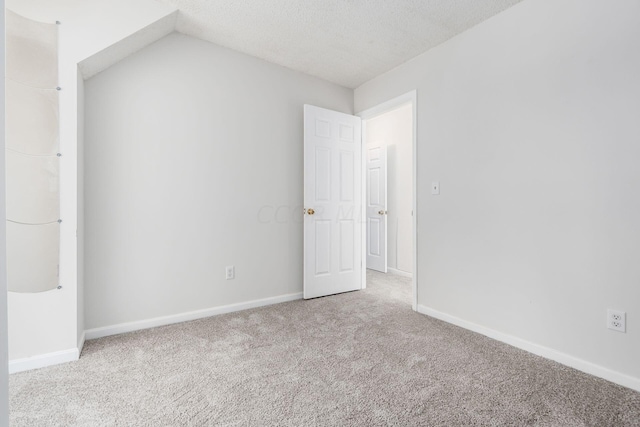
378, 210, 387, 215
307, 208, 315, 215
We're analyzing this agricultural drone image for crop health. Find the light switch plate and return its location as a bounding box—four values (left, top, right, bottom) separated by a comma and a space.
431, 181, 440, 195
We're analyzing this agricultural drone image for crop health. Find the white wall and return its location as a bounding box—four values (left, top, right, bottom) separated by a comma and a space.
84, 33, 353, 330
1, 0, 10, 422
355, 0, 640, 388
365, 104, 413, 274
6, 0, 176, 368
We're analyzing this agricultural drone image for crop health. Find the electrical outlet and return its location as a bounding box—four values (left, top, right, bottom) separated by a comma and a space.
225, 266, 235, 280
607, 309, 626, 333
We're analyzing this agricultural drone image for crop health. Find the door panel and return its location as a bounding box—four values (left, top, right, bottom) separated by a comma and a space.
304, 105, 362, 299
340, 151, 354, 201
368, 218, 381, 256
315, 147, 332, 201
369, 168, 381, 205
314, 220, 332, 276
339, 219, 355, 273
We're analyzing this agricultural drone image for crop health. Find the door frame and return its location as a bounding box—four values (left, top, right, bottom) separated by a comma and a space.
357, 90, 418, 311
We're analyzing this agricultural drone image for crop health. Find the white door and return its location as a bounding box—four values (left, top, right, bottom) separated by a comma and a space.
366, 141, 387, 272
304, 105, 362, 299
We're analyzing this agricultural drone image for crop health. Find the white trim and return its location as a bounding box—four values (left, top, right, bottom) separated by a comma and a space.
9, 348, 79, 374
358, 90, 418, 311
411, 93, 418, 313
417, 305, 640, 393
9, 332, 86, 374
77, 331, 86, 356
85, 292, 303, 340
387, 267, 412, 278
360, 115, 367, 290
358, 91, 415, 119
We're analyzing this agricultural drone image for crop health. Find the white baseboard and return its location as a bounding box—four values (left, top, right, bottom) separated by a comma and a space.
417, 305, 640, 393
9, 347, 80, 374
387, 267, 412, 278
9, 295, 301, 374
85, 292, 303, 340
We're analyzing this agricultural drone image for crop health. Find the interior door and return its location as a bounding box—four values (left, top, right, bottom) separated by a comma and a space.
304, 105, 362, 299
366, 141, 387, 273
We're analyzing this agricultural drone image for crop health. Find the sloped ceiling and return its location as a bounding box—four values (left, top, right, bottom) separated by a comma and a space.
160, 0, 524, 88
79, 11, 178, 79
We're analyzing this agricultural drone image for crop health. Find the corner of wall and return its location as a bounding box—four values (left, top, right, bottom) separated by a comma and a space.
77, 66, 85, 355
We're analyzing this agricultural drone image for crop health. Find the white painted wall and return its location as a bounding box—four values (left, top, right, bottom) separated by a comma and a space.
6, 0, 176, 369
365, 104, 413, 274
355, 0, 640, 387
84, 33, 353, 330
1, 0, 10, 421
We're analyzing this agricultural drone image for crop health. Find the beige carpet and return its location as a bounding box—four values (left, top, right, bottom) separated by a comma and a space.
10, 271, 640, 426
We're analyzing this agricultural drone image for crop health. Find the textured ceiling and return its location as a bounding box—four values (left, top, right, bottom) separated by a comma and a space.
159, 0, 524, 88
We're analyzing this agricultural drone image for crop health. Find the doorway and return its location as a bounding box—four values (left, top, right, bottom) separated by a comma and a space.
358, 91, 417, 310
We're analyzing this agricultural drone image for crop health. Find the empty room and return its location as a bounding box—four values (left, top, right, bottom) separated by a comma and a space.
1, 0, 640, 425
